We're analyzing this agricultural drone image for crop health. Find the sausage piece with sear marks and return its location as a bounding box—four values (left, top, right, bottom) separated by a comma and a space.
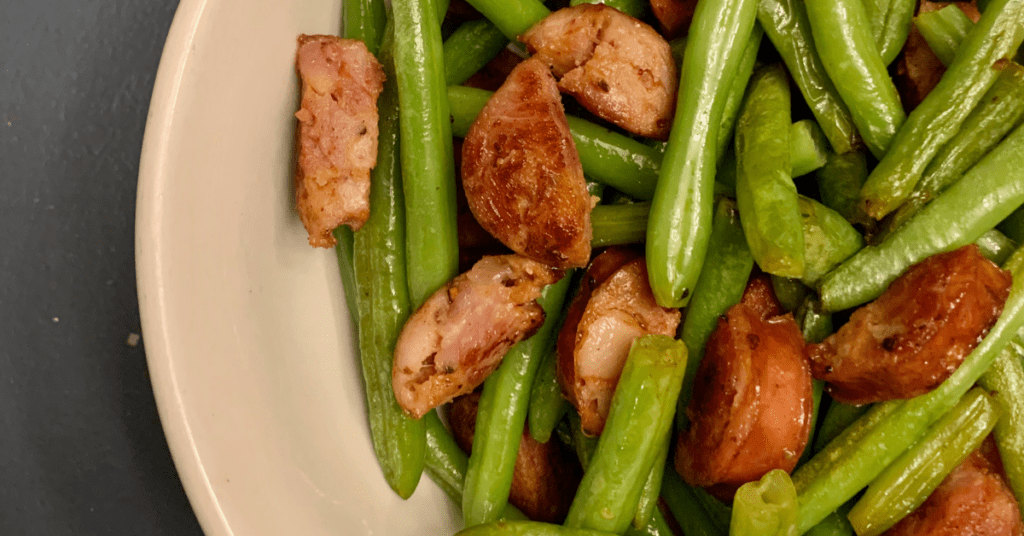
557, 248, 681, 435
294, 35, 384, 247
808, 245, 1012, 405
676, 278, 812, 501
462, 58, 593, 269
392, 255, 563, 419
521, 4, 678, 140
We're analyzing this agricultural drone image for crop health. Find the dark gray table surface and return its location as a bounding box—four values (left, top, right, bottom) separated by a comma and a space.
2, 0, 205, 533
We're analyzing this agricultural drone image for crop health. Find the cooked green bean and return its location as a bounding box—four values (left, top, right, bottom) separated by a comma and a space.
677, 197, 755, 419
819, 122, 1024, 312
976, 229, 1018, 265
527, 344, 569, 444
914, 4, 973, 67
1001, 206, 1024, 243
591, 203, 650, 247
633, 432, 670, 530
879, 62, 1024, 240
798, 380, 826, 467
735, 64, 805, 278
444, 20, 509, 86
343, 0, 386, 55
794, 246, 1024, 532
790, 120, 830, 178
813, 401, 870, 454
858, 0, 1024, 220
978, 339, 1024, 516
796, 296, 834, 345
814, 151, 870, 225
393, 0, 459, 307
862, 0, 915, 66
793, 401, 900, 491
772, 276, 810, 313
806, 0, 906, 159
804, 503, 855, 536
352, 32, 425, 499
660, 467, 727, 536
731, 470, 799, 536
565, 336, 688, 534
847, 388, 1001, 536
463, 277, 573, 526
456, 521, 618, 536
570, 0, 647, 18
716, 23, 765, 161
647, 0, 759, 307
462, 0, 550, 41
799, 196, 865, 286
333, 228, 359, 328
758, 0, 861, 154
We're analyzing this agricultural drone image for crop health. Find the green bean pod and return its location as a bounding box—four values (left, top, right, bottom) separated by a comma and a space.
814, 151, 870, 225
735, 64, 805, 278
716, 23, 766, 161
798, 380, 826, 467
456, 521, 618, 536
978, 339, 1024, 516
806, 0, 906, 159
847, 388, 1001, 536
795, 296, 834, 345
443, 20, 509, 86
798, 196, 865, 287
976, 229, 1018, 265
858, 0, 1024, 220
633, 431, 670, 529
527, 345, 570, 444
393, 0, 460, 308
819, 122, 1024, 312
626, 509, 676, 536
462, 0, 550, 41
570, 0, 647, 18
794, 245, 1024, 532
424, 411, 530, 520
646, 0, 759, 307
660, 467, 728, 536
803, 503, 855, 536
564, 336, 688, 533
463, 276, 573, 526
343, 0, 387, 55
862, 0, 916, 66
591, 203, 650, 247
1001, 206, 1024, 244
914, 4, 973, 67
790, 120, 830, 178
677, 197, 754, 418
352, 33, 426, 499
813, 401, 870, 454
757, 0, 861, 155
878, 62, 1024, 241
730, 469, 799, 536
772, 276, 811, 313
333, 227, 359, 329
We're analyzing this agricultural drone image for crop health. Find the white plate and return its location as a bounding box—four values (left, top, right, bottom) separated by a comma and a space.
135, 0, 461, 534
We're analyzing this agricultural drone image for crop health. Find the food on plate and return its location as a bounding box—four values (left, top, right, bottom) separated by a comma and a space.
392, 254, 562, 419
649, 0, 698, 40
808, 244, 1012, 405
461, 57, 593, 269
521, 4, 678, 140
293, 34, 384, 247
556, 248, 681, 435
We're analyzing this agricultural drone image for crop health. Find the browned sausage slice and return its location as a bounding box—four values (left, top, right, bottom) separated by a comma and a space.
461, 58, 593, 269
649, 0, 699, 40
808, 245, 1012, 405
521, 4, 678, 140
392, 255, 563, 418
294, 35, 384, 247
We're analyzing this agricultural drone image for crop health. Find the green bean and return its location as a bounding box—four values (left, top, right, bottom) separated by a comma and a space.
862, 0, 916, 66
393, 0, 459, 307
798, 380, 826, 467
646, 0, 759, 307
796, 296, 834, 345
568, 409, 599, 470
976, 229, 1018, 265
806, 0, 906, 159
819, 121, 1024, 312
847, 388, 1001, 536
448, 85, 494, 138
758, 0, 861, 155
462, 0, 550, 41
878, 62, 1024, 240
915, 5, 973, 67
343, 0, 386, 55
730, 469, 799, 536
813, 401, 870, 454
527, 344, 569, 444
591, 203, 650, 247
794, 246, 1024, 532
633, 432, 670, 529
716, 23, 766, 161
444, 20, 509, 87
626, 509, 676, 536
735, 64, 805, 278
333, 227, 359, 329
570, 0, 647, 18
798, 196, 865, 287
814, 151, 870, 225
772, 276, 810, 313
660, 467, 727, 536
858, 0, 1024, 220
677, 197, 755, 420
790, 120, 830, 178
456, 521, 618, 536
978, 339, 1024, 516
424, 411, 530, 520
1001, 206, 1024, 243
351, 32, 425, 499
803, 503, 855, 536
463, 277, 573, 526
979, 0, 994, 12
693, 485, 734, 533
565, 336, 688, 533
